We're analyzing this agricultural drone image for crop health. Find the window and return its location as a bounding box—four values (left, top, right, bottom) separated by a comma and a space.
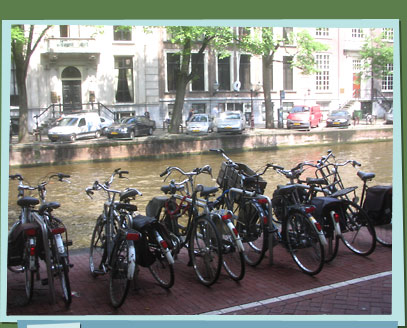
236, 27, 250, 41
316, 28, 329, 37
353, 59, 361, 72
113, 26, 131, 41
283, 56, 293, 90
191, 53, 205, 91
114, 57, 134, 103
352, 28, 364, 38
239, 54, 251, 91
60, 25, 69, 37
167, 53, 180, 92
10, 59, 18, 106
382, 64, 393, 91
218, 55, 231, 91
316, 54, 330, 91
382, 28, 394, 41
191, 103, 206, 114
283, 27, 293, 43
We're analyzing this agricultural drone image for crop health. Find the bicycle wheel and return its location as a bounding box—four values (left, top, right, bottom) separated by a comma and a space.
59, 256, 72, 305
217, 217, 245, 281
23, 240, 34, 302
340, 200, 376, 256
148, 239, 175, 288
284, 209, 325, 275
322, 214, 340, 263
236, 201, 268, 267
89, 216, 106, 277
374, 221, 392, 247
109, 239, 133, 308
189, 215, 222, 286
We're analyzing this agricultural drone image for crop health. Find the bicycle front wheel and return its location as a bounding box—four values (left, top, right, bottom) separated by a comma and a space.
340, 200, 376, 256
148, 233, 175, 288
284, 210, 325, 275
322, 214, 340, 263
89, 216, 106, 277
109, 239, 133, 308
189, 215, 222, 286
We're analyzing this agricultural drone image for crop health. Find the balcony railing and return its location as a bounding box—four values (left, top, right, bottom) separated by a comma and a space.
45, 38, 99, 54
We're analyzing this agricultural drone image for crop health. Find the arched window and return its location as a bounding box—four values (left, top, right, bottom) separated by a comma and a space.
62, 66, 81, 79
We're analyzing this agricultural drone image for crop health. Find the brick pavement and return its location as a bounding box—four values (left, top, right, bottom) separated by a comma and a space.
6, 241, 392, 316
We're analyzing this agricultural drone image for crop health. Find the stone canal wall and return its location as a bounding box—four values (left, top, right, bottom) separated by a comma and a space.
9, 127, 393, 167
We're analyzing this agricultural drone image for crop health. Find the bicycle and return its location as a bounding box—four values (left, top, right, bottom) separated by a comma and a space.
86, 169, 138, 308
8, 173, 73, 305
146, 165, 223, 286
210, 149, 326, 275
314, 150, 377, 256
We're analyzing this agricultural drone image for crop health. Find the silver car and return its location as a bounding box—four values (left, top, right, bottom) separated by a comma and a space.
186, 114, 214, 134
216, 111, 246, 134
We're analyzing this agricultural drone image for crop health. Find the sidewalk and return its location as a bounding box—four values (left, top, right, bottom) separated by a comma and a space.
7, 240, 392, 316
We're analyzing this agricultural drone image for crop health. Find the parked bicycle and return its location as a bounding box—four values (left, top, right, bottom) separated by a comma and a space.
146, 165, 224, 286
210, 149, 327, 275
86, 169, 138, 308
8, 173, 73, 305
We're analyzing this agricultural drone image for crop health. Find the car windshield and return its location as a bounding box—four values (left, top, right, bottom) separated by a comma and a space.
120, 117, 135, 124
220, 112, 240, 120
191, 115, 208, 122
290, 106, 309, 113
331, 111, 348, 116
57, 118, 79, 126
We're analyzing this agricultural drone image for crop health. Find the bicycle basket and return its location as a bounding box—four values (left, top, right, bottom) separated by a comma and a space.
216, 162, 267, 194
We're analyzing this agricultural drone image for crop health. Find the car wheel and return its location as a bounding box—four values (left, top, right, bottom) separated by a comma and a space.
95, 130, 101, 139
148, 127, 153, 135
130, 130, 135, 139
70, 134, 77, 142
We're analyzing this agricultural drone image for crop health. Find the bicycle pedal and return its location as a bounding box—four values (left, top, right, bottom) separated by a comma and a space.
64, 240, 73, 247
41, 278, 48, 286
69, 263, 74, 268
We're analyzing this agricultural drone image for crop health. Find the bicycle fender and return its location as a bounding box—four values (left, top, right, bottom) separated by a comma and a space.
225, 220, 245, 252
127, 242, 136, 280
309, 215, 328, 247
329, 210, 342, 237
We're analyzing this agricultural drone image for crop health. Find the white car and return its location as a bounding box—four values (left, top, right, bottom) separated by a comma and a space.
216, 111, 246, 134
186, 114, 214, 134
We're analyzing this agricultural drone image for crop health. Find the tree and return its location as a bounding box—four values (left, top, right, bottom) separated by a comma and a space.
238, 28, 328, 129
358, 31, 393, 109
11, 24, 52, 143
165, 26, 233, 133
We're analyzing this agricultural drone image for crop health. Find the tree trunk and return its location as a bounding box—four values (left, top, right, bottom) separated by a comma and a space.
262, 56, 275, 129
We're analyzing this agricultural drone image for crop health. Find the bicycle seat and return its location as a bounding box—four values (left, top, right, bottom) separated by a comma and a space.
161, 185, 184, 194
357, 171, 376, 181
132, 214, 157, 230
17, 196, 39, 208
38, 201, 61, 215
306, 178, 327, 185
276, 184, 305, 195
120, 188, 140, 201
200, 186, 218, 197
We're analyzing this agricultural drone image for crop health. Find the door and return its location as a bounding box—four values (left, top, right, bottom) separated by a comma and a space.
62, 80, 82, 111
353, 73, 361, 98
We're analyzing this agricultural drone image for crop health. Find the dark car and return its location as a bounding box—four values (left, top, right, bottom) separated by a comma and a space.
326, 110, 351, 127
107, 116, 156, 139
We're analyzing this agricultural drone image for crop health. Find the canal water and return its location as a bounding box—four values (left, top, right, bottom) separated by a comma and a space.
8, 141, 393, 250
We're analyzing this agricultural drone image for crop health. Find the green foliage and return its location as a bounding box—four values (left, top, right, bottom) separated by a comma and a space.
11, 25, 27, 43
359, 33, 394, 80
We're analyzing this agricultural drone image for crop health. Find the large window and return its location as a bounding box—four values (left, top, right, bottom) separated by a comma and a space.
283, 56, 293, 90
239, 54, 251, 91
218, 55, 231, 91
167, 53, 180, 92
283, 27, 294, 43
382, 28, 394, 41
60, 25, 69, 37
316, 54, 330, 91
382, 63, 393, 91
114, 57, 134, 103
10, 59, 18, 106
114, 26, 131, 41
191, 53, 205, 91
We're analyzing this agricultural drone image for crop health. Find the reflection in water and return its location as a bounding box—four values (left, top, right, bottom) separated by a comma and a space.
8, 141, 393, 249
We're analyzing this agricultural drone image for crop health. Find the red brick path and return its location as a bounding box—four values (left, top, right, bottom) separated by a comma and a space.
7, 241, 392, 316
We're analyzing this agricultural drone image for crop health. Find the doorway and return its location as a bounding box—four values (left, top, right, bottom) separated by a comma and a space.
62, 66, 82, 111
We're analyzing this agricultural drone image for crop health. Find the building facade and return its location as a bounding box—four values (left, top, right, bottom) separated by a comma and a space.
10, 25, 394, 132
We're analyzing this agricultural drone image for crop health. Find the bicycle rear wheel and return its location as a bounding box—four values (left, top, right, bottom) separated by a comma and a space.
284, 210, 324, 275
189, 215, 222, 286
374, 221, 392, 247
109, 239, 133, 308
24, 240, 35, 302
89, 216, 106, 277
322, 214, 340, 263
59, 256, 72, 305
148, 233, 175, 288
340, 200, 376, 255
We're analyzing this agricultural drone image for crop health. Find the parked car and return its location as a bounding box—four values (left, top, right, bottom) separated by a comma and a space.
216, 111, 246, 134
100, 116, 114, 135
326, 110, 351, 127
384, 108, 393, 124
47, 112, 102, 142
286, 105, 322, 130
106, 115, 156, 139
186, 114, 214, 134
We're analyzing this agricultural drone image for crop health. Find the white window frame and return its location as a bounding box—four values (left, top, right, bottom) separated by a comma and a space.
382, 28, 394, 41
215, 52, 233, 91
351, 28, 364, 38
315, 54, 330, 91
315, 28, 329, 37
189, 51, 208, 92
382, 63, 393, 91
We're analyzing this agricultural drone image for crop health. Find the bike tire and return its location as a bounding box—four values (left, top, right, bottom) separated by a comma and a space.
148, 235, 175, 288
24, 240, 34, 302
374, 221, 392, 247
340, 200, 376, 256
236, 201, 268, 267
60, 256, 72, 305
322, 214, 340, 263
89, 216, 106, 277
284, 209, 325, 275
109, 239, 133, 308
189, 215, 222, 286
